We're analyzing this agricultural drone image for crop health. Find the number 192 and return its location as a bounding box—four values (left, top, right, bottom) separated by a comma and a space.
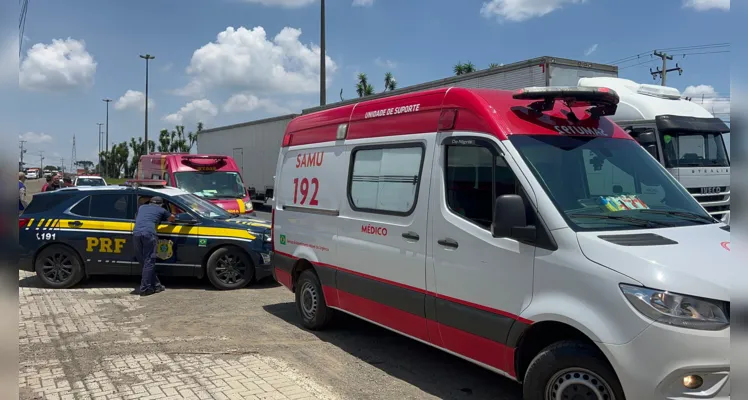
293, 177, 319, 205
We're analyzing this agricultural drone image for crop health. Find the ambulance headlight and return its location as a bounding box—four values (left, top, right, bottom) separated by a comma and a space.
245, 201, 253, 211
620, 284, 729, 330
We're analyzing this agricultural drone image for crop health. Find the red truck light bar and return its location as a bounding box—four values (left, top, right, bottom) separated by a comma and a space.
181, 155, 228, 171
513, 86, 619, 117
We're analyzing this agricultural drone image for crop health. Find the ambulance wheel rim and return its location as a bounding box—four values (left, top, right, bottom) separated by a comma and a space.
545, 367, 614, 400
300, 281, 318, 320
41, 251, 75, 284
215, 253, 247, 285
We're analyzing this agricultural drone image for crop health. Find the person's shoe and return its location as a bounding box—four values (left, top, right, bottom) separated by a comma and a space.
140, 288, 156, 297
154, 285, 165, 293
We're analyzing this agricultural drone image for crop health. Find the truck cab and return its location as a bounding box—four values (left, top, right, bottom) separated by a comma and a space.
578, 77, 730, 223
137, 153, 255, 216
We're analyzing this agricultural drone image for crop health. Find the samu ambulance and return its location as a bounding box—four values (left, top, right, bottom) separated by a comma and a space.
137, 153, 255, 216
271, 86, 731, 400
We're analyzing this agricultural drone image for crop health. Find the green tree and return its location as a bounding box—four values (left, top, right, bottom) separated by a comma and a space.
99, 142, 130, 178
158, 122, 201, 153
383, 72, 397, 92
453, 61, 476, 76
488, 63, 500, 69
74, 160, 95, 172
127, 137, 156, 178
356, 73, 374, 97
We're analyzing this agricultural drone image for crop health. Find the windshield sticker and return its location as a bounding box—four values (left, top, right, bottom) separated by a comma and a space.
598, 195, 650, 211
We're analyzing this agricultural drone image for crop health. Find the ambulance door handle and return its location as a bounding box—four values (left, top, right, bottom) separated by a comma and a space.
438, 238, 459, 249
69, 221, 82, 228
402, 232, 420, 241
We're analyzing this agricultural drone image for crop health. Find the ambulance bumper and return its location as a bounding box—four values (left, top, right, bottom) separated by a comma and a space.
601, 322, 730, 400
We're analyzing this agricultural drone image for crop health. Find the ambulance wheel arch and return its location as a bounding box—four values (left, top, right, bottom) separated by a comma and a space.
33, 243, 86, 288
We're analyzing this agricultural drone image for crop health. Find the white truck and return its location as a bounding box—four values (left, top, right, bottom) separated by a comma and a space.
578, 77, 731, 223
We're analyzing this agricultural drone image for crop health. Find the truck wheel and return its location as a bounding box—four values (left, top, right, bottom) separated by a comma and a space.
206, 247, 254, 290
523, 341, 625, 400
295, 269, 333, 330
34, 244, 84, 289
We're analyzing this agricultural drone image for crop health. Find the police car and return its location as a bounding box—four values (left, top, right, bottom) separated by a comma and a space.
18, 180, 273, 290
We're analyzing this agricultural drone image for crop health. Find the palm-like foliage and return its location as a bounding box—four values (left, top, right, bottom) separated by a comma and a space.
356, 73, 374, 97
488, 63, 500, 69
454, 61, 477, 75
383, 72, 397, 92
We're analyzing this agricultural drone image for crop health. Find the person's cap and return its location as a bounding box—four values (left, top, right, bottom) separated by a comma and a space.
150, 196, 164, 205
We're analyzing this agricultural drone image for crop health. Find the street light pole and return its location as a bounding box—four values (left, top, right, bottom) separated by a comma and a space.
96, 122, 104, 173
320, 0, 326, 106
139, 54, 155, 154
103, 98, 112, 177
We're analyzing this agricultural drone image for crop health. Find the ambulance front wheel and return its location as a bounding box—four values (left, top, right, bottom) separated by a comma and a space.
295, 269, 333, 330
34, 244, 84, 289
206, 247, 254, 290
523, 341, 625, 400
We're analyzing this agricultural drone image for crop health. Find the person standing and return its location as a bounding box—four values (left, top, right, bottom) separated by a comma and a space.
133, 196, 175, 296
18, 172, 27, 214
40, 176, 52, 192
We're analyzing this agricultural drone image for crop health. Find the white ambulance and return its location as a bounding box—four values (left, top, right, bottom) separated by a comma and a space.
271, 86, 731, 400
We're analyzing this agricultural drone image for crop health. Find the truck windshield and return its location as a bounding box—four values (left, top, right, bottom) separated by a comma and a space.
173, 193, 233, 219
661, 131, 729, 168
173, 171, 246, 200
509, 135, 716, 232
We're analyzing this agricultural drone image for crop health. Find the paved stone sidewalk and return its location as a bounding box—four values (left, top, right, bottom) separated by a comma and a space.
19, 271, 337, 400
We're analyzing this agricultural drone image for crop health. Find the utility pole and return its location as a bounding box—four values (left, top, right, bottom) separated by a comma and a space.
19, 140, 27, 171
71, 134, 77, 172
103, 98, 112, 177
60, 157, 65, 174
38, 151, 44, 172
140, 54, 155, 154
319, 0, 326, 106
97, 122, 104, 172
650, 51, 683, 86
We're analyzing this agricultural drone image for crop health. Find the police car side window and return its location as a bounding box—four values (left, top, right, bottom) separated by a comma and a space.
90, 194, 130, 220
69, 196, 91, 216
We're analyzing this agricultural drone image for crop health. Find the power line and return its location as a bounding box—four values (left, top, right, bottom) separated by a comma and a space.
607, 43, 730, 65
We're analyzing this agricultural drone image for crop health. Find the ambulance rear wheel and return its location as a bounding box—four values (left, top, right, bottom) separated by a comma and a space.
295, 269, 333, 330
206, 247, 254, 290
34, 245, 84, 289
523, 341, 625, 400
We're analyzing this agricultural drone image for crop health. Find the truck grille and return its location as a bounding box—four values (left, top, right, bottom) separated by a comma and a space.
687, 186, 730, 217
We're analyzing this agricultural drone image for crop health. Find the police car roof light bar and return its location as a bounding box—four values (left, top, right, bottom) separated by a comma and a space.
513, 86, 620, 118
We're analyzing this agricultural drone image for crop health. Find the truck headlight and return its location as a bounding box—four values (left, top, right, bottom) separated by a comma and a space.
620, 284, 729, 331
245, 201, 253, 211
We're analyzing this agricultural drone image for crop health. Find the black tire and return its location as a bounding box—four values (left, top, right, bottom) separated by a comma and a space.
34, 244, 84, 289
523, 340, 625, 400
295, 269, 333, 330
206, 247, 254, 290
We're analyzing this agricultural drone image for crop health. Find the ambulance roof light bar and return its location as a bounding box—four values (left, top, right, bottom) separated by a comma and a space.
182, 155, 228, 160
513, 86, 620, 119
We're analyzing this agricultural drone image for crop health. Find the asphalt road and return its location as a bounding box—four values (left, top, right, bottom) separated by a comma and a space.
19, 179, 523, 399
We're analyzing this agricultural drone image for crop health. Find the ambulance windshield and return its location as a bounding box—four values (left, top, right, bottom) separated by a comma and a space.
509, 135, 716, 232
174, 171, 246, 199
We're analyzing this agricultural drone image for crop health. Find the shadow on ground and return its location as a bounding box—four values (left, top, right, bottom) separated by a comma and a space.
263, 302, 523, 400
19, 274, 280, 291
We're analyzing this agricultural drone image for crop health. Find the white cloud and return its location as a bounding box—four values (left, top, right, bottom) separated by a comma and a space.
682, 84, 730, 115
114, 90, 155, 111
160, 63, 173, 72
375, 57, 397, 69
584, 44, 598, 56
480, 0, 587, 22
0, 35, 18, 87
683, 0, 729, 11
19, 131, 53, 144
223, 93, 294, 115
19, 38, 97, 91
176, 26, 337, 97
353, 0, 375, 6
239, 0, 315, 7
163, 99, 218, 125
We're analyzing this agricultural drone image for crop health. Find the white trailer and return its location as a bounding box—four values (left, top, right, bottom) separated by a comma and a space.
198, 57, 618, 206
578, 77, 731, 223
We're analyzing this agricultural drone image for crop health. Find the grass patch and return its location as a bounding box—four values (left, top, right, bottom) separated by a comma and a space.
106, 178, 128, 185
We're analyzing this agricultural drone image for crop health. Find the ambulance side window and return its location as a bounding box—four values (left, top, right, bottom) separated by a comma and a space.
444, 144, 521, 230
89, 194, 130, 220
348, 144, 425, 215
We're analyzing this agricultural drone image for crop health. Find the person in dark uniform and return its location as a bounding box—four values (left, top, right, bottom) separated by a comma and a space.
134, 196, 175, 296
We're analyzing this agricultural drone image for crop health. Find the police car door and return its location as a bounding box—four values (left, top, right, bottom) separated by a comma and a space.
66, 192, 136, 275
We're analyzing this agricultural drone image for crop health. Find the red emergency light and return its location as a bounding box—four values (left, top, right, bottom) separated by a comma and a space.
181, 155, 228, 171
513, 86, 619, 118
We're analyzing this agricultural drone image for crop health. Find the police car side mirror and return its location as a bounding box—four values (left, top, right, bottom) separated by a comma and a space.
492, 195, 536, 242
175, 213, 197, 225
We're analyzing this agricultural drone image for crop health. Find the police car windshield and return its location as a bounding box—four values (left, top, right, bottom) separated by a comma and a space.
174, 171, 246, 199
509, 135, 715, 232
174, 193, 233, 219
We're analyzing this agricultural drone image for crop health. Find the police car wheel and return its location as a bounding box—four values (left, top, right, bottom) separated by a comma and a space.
523, 341, 625, 400
34, 245, 84, 289
206, 247, 254, 290
295, 269, 333, 331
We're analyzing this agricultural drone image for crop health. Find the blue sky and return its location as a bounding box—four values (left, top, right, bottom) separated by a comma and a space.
6, 0, 731, 168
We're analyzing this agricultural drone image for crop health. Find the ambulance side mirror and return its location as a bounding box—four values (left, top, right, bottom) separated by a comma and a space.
492, 195, 536, 242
